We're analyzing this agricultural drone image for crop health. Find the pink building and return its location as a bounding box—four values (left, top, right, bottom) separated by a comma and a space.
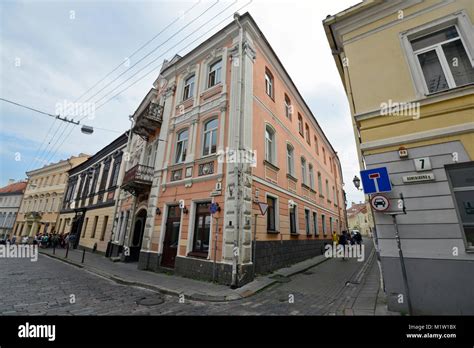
111, 12, 346, 286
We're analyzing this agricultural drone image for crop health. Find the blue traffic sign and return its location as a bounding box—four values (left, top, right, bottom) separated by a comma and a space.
360, 167, 392, 194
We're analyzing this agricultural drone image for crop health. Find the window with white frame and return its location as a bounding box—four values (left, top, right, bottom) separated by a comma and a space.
326, 179, 330, 200
284, 94, 292, 120
309, 164, 314, 190
183, 75, 195, 100
208, 60, 222, 88
265, 125, 276, 164
175, 129, 188, 163
410, 25, 474, 94
318, 172, 323, 194
265, 68, 274, 98
329, 216, 333, 234
301, 157, 307, 185
287, 143, 294, 176
202, 118, 218, 156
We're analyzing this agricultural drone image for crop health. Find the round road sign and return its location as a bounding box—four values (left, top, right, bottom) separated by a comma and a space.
370, 194, 390, 212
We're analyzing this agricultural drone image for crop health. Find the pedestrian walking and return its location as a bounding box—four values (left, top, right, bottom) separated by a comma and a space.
339, 231, 348, 261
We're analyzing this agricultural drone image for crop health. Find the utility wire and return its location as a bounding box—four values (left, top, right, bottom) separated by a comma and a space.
74, 0, 202, 103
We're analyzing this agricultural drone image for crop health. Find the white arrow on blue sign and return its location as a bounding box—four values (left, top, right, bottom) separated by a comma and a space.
360, 167, 392, 194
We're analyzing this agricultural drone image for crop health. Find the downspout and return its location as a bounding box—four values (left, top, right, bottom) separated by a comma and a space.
231, 13, 244, 289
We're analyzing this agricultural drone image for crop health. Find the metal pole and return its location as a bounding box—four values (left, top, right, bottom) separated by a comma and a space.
252, 213, 258, 276
212, 217, 219, 283
65, 243, 69, 259
81, 248, 86, 264
392, 214, 413, 315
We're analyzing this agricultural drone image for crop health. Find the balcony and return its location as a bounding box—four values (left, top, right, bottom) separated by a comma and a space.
121, 164, 154, 195
132, 102, 163, 140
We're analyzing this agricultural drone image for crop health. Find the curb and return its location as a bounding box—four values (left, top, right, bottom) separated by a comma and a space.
39, 249, 332, 303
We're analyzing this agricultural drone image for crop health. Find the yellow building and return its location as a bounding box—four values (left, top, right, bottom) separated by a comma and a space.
13, 154, 89, 238
324, 0, 474, 314
347, 201, 374, 236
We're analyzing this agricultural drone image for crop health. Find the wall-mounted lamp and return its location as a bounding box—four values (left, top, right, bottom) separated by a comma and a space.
156, 207, 161, 215
352, 175, 362, 191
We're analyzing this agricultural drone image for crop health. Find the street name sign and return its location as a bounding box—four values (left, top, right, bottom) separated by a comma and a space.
402, 173, 435, 183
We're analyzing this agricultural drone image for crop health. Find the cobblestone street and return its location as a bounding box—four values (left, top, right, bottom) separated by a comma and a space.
0, 241, 386, 315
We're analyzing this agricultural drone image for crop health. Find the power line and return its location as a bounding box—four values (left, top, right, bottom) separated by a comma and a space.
33, 1, 217, 166
74, 0, 202, 103
80, 0, 220, 106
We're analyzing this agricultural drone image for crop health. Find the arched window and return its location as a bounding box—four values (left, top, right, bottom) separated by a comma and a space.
202, 119, 218, 156
183, 74, 195, 100
175, 129, 189, 163
286, 144, 294, 176
305, 123, 311, 145
208, 60, 222, 87
265, 125, 276, 164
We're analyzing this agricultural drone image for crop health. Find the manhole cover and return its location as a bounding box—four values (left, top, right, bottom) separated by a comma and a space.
269, 274, 291, 283
137, 296, 165, 306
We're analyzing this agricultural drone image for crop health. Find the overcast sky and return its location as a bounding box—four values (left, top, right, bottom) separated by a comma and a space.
0, 0, 364, 205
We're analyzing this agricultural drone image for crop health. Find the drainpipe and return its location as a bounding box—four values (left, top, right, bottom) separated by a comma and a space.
110, 116, 134, 251
231, 13, 244, 289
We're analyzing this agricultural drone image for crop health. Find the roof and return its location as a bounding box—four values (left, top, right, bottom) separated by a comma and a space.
0, 181, 27, 194
347, 202, 367, 217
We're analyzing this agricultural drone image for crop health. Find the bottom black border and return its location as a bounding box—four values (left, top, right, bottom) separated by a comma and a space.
0, 316, 473, 346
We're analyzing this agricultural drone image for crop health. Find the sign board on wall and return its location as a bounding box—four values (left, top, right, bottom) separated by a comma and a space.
402, 173, 435, 183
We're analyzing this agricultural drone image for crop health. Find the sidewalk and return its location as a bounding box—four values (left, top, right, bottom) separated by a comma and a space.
39, 246, 329, 302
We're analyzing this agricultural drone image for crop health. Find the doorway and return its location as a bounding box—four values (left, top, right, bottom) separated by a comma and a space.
129, 209, 147, 262
161, 205, 181, 268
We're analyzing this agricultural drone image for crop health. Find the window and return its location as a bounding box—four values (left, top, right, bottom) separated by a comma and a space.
265, 125, 276, 164
175, 129, 188, 163
183, 75, 195, 100
284, 94, 292, 120
91, 216, 98, 239
322, 214, 326, 235
305, 209, 311, 236
267, 196, 277, 232
265, 68, 274, 98
318, 172, 323, 194
410, 26, 474, 94
309, 164, 314, 190
208, 60, 222, 88
313, 212, 318, 235
301, 157, 307, 185
298, 114, 304, 136
110, 153, 123, 188
326, 179, 330, 200
329, 217, 333, 234
289, 204, 297, 234
99, 160, 111, 192
329, 157, 333, 173
446, 162, 474, 250
192, 202, 211, 255
287, 144, 294, 176
305, 124, 311, 144
323, 147, 326, 164
202, 119, 218, 156
333, 187, 337, 204
100, 216, 108, 241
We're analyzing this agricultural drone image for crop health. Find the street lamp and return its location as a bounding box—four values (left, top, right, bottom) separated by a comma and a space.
352, 175, 361, 191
